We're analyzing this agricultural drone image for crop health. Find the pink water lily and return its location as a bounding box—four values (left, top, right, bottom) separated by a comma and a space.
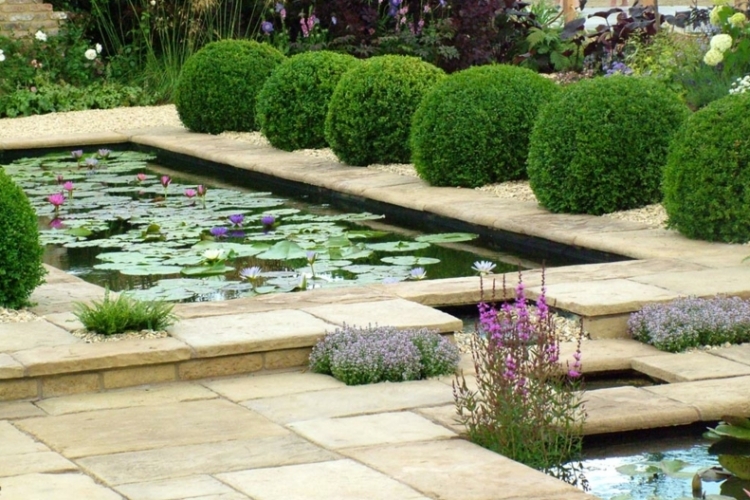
161, 175, 171, 198
63, 181, 75, 198
136, 173, 147, 182
184, 188, 197, 198
48, 192, 65, 216
196, 184, 207, 208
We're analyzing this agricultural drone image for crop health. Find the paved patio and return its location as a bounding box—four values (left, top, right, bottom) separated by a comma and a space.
2, 127, 750, 498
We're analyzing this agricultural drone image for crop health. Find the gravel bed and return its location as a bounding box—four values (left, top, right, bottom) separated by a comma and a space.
70, 328, 169, 343
0, 308, 41, 323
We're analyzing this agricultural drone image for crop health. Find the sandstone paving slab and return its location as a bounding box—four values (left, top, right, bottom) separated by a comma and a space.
0, 472, 122, 500
630, 266, 750, 299
571, 228, 726, 261
413, 405, 465, 435
360, 184, 482, 212
424, 199, 547, 229
1, 131, 128, 150
115, 474, 240, 500
42, 311, 84, 332
369, 276, 483, 307
0, 450, 78, 477
632, 352, 750, 383
36, 382, 218, 416
253, 286, 394, 309
583, 386, 700, 435
172, 297, 279, 320
16, 399, 288, 458
218, 459, 430, 500
327, 171, 425, 196
708, 343, 750, 366
0, 319, 79, 353
644, 375, 750, 420
542, 259, 708, 284
0, 400, 46, 420
29, 280, 108, 315
679, 246, 750, 269
202, 370, 344, 402
12, 337, 191, 377
344, 439, 588, 500
168, 309, 335, 357
243, 379, 453, 424
526, 279, 680, 316
0, 420, 49, 455
0, 352, 24, 379
288, 411, 456, 449
185, 494, 249, 500
559, 339, 663, 373
77, 434, 338, 485
301, 298, 462, 333
42, 263, 84, 284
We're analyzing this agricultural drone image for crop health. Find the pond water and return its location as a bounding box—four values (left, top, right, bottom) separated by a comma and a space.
5, 149, 537, 302
579, 432, 749, 500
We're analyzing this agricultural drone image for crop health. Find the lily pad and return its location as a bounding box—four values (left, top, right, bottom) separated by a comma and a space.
366, 241, 430, 252
381, 256, 441, 266
256, 240, 308, 260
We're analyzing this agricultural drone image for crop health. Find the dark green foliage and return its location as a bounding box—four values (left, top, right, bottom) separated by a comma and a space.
663, 93, 750, 242
527, 76, 688, 215
174, 40, 285, 134
324, 55, 445, 166
73, 290, 177, 335
411, 65, 558, 187
0, 169, 45, 309
256, 51, 360, 151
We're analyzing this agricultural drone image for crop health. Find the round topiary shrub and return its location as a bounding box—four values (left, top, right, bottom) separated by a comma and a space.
256, 51, 360, 152
527, 76, 689, 215
411, 65, 559, 188
325, 55, 445, 166
175, 40, 285, 134
663, 93, 750, 242
0, 169, 45, 309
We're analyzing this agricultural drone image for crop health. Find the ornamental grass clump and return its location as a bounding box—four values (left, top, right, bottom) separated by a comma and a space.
629, 296, 750, 352
73, 290, 177, 336
454, 270, 585, 472
309, 325, 459, 386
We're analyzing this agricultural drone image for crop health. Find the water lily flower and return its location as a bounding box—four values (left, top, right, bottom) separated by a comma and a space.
48, 192, 65, 216
261, 214, 275, 226
184, 188, 197, 199
63, 181, 74, 198
210, 226, 228, 238
472, 260, 496, 276
136, 173, 147, 182
85, 157, 99, 169
97, 148, 111, 159
35, 30, 47, 42
56, 174, 65, 184
239, 266, 262, 281
228, 214, 244, 226
409, 267, 427, 280
203, 249, 224, 262
71, 150, 83, 160
160, 175, 171, 188
306, 251, 317, 264
197, 184, 207, 196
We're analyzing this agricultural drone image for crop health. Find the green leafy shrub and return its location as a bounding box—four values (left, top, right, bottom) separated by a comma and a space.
73, 290, 177, 335
309, 325, 460, 386
663, 93, 750, 242
527, 76, 688, 215
324, 55, 445, 166
411, 65, 558, 187
256, 51, 360, 151
174, 40, 285, 134
0, 169, 45, 309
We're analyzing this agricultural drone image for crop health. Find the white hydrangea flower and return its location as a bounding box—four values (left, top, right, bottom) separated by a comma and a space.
710, 34, 733, 53
84, 48, 97, 60
35, 30, 47, 42
0, 49, 5, 62
95, 43, 102, 54
710, 6, 725, 25
704, 48, 725, 66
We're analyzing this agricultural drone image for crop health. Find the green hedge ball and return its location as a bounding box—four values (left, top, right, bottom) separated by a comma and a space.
325, 55, 446, 166
175, 40, 285, 134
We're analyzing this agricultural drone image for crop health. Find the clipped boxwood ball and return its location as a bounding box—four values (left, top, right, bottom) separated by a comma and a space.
0, 169, 45, 309
256, 51, 360, 152
663, 93, 750, 242
527, 76, 688, 215
411, 65, 558, 187
325, 55, 445, 166
175, 40, 285, 134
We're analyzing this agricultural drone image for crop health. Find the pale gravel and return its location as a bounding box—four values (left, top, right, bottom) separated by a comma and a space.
0, 105, 668, 229
70, 328, 169, 343
0, 308, 41, 323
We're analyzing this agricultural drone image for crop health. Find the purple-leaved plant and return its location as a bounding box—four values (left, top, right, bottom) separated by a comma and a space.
309, 324, 459, 385
453, 266, 586, 473
629, 296, 750, 352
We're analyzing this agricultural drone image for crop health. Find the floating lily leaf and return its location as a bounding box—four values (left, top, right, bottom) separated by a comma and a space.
65, 227, 93, 238
712, 425, 750, 441
180, 264, 235, 277
719, 455, 750, 480
120, 264, 183, 276
366, 241, 430, 252
326, 235, 352, 248
256, 240, 308, 260
415, 232, 478, 244
346, 230, 389, 239
381, 256, 441, 266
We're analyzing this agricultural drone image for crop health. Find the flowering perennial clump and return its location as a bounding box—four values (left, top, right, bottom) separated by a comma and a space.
454, 269, 585, 472
629, 296, 750, 352
309, 325, 460, 386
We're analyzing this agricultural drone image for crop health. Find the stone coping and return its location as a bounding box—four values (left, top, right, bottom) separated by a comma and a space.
0, 127, 748, 437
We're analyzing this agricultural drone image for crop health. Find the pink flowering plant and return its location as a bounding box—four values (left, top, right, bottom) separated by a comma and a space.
454, 267, 586, 472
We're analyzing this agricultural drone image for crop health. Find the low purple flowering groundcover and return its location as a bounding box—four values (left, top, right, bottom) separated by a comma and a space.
309, 325, 459, 385
629, 295, 750, 352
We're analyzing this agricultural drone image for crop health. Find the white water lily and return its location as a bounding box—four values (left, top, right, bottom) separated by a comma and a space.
203, 249, 224, 262
472, 260, 497, 276
35, 30, 47, 42
84, 48, 97, 60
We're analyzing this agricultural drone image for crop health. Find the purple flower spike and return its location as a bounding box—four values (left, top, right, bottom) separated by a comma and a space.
210, 227, 228, 239
228, 214, 245, 227
261, 21, 274, 34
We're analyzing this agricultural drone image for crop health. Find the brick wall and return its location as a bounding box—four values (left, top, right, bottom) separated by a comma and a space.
0, 0, 67, 38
